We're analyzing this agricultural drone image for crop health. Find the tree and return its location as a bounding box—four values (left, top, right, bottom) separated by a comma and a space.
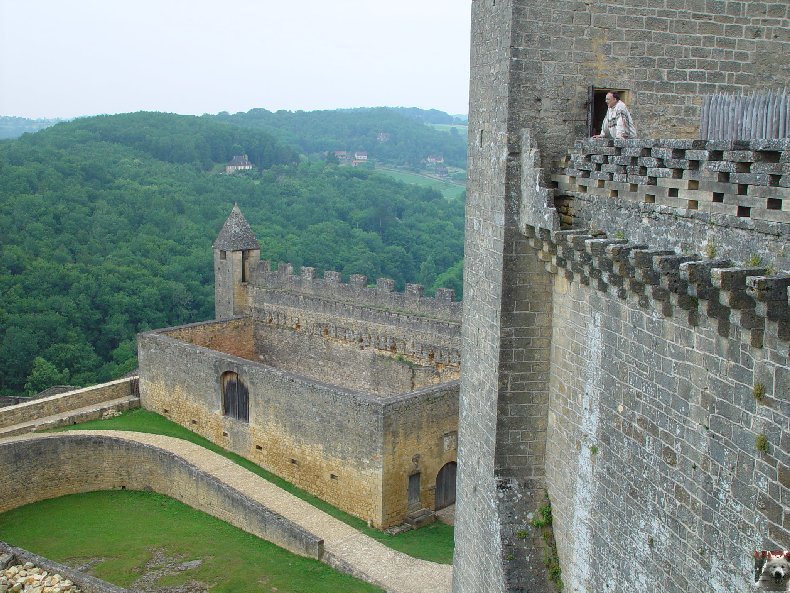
0, 112, 465, 396
24, 357, 69, 395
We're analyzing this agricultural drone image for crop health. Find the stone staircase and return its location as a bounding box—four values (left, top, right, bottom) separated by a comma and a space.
406, 508, 436, 529
385, 508, 437, 535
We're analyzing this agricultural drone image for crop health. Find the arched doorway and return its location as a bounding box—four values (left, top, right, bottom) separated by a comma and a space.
221, 371, 249, 422
435, 461, 457, 510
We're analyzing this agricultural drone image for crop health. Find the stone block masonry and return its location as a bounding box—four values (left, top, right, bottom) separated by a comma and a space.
458, 0, 788, 591
482, 0, 790, 168
528, 223, 788, 592
0, 434, 323, 561
555, 138, 790, 229
0, 378, 139, 431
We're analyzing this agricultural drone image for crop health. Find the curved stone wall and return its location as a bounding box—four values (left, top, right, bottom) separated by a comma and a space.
0, 433, 323, 560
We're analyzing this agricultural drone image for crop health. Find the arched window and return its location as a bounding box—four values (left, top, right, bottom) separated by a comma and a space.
221, 371, 249, 422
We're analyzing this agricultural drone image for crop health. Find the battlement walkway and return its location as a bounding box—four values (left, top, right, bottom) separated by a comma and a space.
0, 430, 453, 593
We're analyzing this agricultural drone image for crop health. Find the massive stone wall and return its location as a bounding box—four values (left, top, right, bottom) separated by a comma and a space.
138, 327, 460, 528
382, 382, 461, 526
545, 255, 787, 593
458, 1, 789, 592
492, 0, 789, 167
0, 434, 323, 559
548, 144, 789, 589
519, 211, 788, 591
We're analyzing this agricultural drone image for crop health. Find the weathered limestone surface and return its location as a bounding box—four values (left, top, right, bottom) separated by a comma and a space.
0, 433, 323, 560
0, 378, 138, 431
457, 1, 789, 592
139, 257, 462, 528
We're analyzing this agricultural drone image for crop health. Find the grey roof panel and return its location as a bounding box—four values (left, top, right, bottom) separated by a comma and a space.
213, 204, 260, 250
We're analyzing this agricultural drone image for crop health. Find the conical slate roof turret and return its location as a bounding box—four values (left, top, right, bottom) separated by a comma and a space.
213, 204, 260, 251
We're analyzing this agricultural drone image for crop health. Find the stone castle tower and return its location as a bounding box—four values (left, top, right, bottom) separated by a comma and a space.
454, 1, 789, 593
213, 204, 260, 319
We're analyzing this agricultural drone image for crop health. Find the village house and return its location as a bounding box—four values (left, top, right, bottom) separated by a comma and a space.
224, 154, 253, 174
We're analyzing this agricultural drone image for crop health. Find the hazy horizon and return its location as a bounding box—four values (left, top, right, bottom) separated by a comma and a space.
0, 0, 472, 120
0, 104, 470, 123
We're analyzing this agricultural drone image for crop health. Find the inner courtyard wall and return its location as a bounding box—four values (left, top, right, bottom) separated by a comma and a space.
138, 330, 386, 526
249, 264, 462, 369
0, 434, 323, 559
253, 323, 450, 396
381, 382, 461, 526
164, 317, 255, 361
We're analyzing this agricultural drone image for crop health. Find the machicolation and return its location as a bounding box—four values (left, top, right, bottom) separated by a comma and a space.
455, 2, 789, 593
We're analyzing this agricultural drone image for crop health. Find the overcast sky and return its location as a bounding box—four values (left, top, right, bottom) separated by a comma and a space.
0, 1, 472, 120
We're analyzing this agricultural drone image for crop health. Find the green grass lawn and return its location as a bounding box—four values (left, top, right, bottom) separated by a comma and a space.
57, 409, 455, 564
0, 490, 383, 593
377, 168, 465, 201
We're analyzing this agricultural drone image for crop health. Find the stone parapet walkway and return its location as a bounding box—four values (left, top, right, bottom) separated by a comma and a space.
0, 397, 139, 439
2, 431, 452, 593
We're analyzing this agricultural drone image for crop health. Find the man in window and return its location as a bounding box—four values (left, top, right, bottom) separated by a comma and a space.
593, 92, 637, 139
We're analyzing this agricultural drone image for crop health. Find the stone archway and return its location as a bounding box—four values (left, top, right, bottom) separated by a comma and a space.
434, 461, 457, 510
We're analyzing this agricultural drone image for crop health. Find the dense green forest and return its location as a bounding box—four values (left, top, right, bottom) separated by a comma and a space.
0, 112, 465, 397
211, 107, 467, 169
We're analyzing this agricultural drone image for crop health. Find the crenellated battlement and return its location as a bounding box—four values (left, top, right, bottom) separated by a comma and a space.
527, 225, 789, 348
250, 261, 461, 323
459, 3, 790, 592
552, 138, 789, 226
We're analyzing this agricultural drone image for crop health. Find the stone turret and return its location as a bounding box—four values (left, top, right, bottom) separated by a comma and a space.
213, 204, 260, 319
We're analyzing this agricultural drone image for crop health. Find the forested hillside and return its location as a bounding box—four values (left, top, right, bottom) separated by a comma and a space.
42, 112, 300, 170
0, 112, 464, 397
211, 107, 467, 168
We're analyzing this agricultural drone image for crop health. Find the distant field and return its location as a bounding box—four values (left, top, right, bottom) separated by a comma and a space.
377, 168, 465, 201
427, 123, 468, 135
